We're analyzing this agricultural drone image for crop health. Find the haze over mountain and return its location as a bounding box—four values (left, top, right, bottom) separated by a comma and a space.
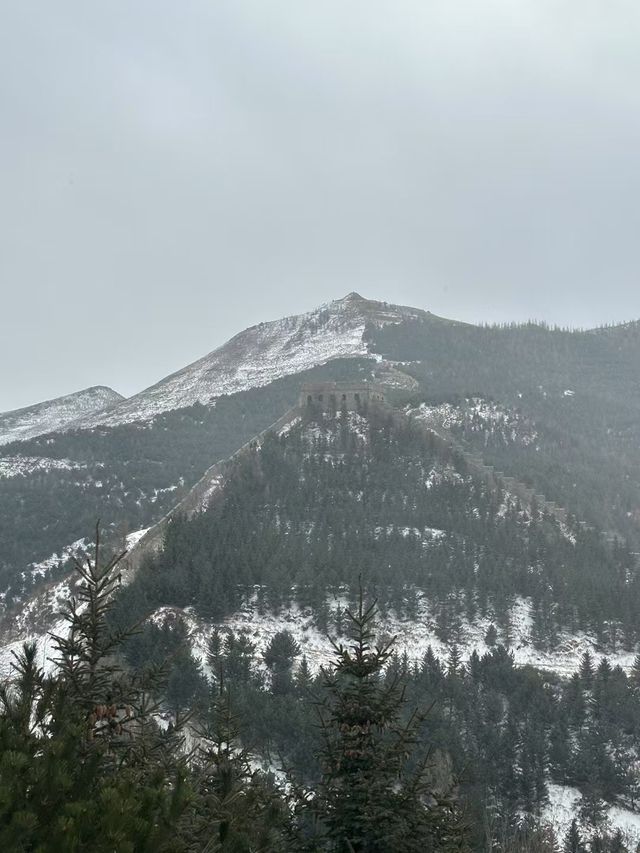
7, 2, 640, 845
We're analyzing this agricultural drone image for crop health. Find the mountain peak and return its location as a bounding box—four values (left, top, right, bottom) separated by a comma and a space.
0, 386, 124, 446
76, 295, 438, 428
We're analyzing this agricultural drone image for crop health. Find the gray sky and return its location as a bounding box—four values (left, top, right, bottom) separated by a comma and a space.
2, 1, 640, 411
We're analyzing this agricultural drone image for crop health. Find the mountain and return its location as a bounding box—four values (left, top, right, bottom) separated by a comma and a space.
0, 385, 123, 446
119, 397, 630, 636
7, 397, 640, 847
2, 293, 640, 630
101, 396, 640, 847
3, 296, 640, 848
77, 292, 440, 427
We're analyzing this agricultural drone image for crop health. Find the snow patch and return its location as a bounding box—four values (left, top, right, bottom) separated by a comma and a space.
545, 783, 640, 845
24, 538, 87, 582
125, 528, 150, 550
0, 456, 84, 479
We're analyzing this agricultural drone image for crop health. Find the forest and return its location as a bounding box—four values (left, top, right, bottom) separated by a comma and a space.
4, 524, 640, 850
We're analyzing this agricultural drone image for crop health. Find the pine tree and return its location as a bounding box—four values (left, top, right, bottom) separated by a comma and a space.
264, 630, 301, 696
448, 644, 463, 676
610, 828, 627, 853
0, 525, 192, 851
295, 655, 314, 696
191, 687, 292, 851
563, 819, 585, 853
579, 785, 608, 833
308, 590, 465, 852
484, 623, 498, 647
579, 651, 595, 688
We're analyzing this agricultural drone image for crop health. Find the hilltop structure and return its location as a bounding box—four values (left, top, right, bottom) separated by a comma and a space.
299, 381, 386, 411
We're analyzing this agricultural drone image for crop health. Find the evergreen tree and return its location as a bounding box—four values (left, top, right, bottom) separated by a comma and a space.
308, 590, 465, 852
579, 785, 609, 833
485, 623, 498, 647
0, 526, 192, 851
610, 828, 627, 853
191, 687, 292, 851
579, 651, 595, 688
264, 630, 301, 696
564, 817, 585, 853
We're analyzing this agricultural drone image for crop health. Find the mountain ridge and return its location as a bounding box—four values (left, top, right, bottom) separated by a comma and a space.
74, 293, 449, 428
0, 385, 123, 446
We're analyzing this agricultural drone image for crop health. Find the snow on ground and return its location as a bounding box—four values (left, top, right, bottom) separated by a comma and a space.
278, 415, 302, 438
0, 573, 79, 679
409, 399, 538, 447
76, 294, 427, 427
0, 456, 84, 479
544, 784, 582, 841
198, 475, 225, 510
0, 386, 123, 445
4, 581, 634, 684
149, 484, 178, 503
149, 590, 639, 683
608, 804, 640, 841
373, 525, 446, 541
3, 577, 640, 840
125, 528, 150, 549
545, 783, 640, 845
23, 538, 87, 582
0, 614, 68, 680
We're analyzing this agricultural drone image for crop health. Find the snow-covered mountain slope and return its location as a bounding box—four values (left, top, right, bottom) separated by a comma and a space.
0, 386, 123, 446
78, 293, 439, 427
0, 456, 85, 479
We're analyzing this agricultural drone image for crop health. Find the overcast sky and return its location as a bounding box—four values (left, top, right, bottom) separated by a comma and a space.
1, 1, 640, 411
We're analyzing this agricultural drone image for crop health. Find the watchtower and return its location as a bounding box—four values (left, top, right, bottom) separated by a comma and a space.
299, 381, 386, 412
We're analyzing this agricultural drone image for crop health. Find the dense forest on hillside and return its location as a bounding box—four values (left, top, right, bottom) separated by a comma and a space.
368, 319, 640, 542
114, 405, 638, 654
5, 541, 640, 851
0, 547, 467, 852
131, 611, 640, 851
4, 315, 640, 620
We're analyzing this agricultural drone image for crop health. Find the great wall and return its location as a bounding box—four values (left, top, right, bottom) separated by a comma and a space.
122, 380, 596, 576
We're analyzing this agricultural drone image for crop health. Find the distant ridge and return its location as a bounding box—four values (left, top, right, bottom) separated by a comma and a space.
0, 386, 123, 446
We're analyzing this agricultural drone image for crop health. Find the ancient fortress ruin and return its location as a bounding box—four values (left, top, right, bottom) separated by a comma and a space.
299, 381, 386, 411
